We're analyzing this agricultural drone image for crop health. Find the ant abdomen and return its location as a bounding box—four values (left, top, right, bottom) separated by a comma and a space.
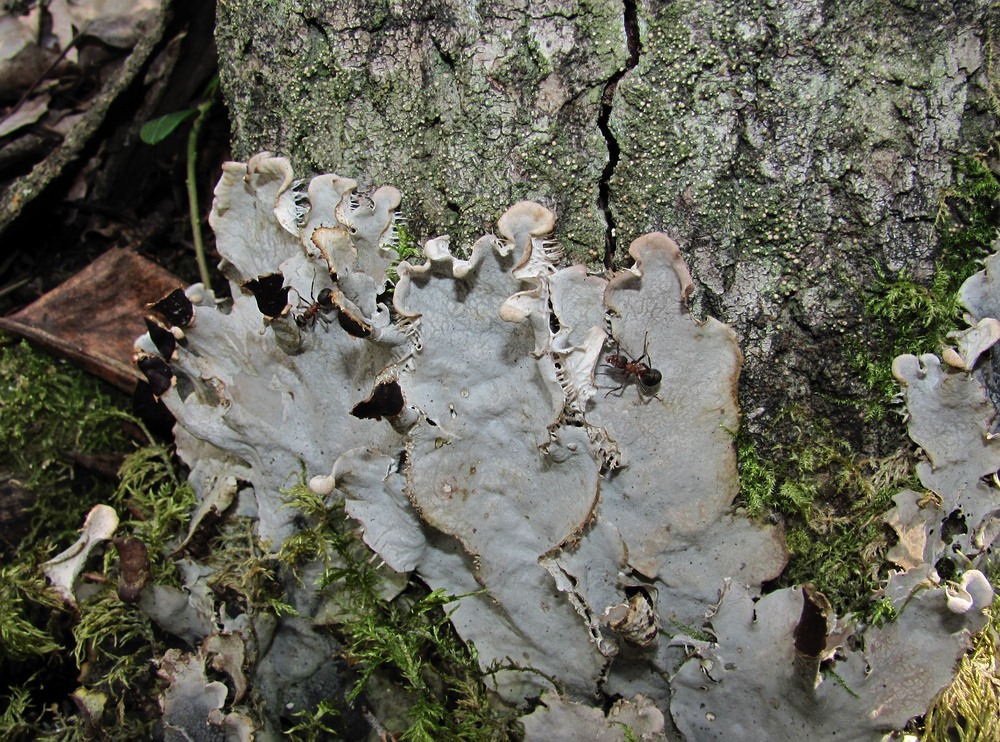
607, 354, 629, 370
316, 288, 335, 308
639, 368, 662, 387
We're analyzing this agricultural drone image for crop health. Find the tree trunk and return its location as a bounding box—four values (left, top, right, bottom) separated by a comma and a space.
214, 0, 998, 455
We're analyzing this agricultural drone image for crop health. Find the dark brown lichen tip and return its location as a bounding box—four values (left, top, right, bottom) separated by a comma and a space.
242, 273, 290, 319
148, 287, 194, 328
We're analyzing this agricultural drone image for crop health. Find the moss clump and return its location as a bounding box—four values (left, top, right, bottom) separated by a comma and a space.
0, 340, 201, 739
110, 443, 196, 586
0, 340, 130, 738
737, 411, 914, 617
71, 586, 158, 733
0, 560, 64, 662
858, 150, 1000, 419
737, 142, 1000, 621
285, 698, 348, 742
208, 515, 299, 619
0, 339, 131, 552
385, 223, 423, 289
277, 482, 523, 741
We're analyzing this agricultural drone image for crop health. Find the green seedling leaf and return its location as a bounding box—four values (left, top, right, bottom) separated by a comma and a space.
140, 109, 197, 145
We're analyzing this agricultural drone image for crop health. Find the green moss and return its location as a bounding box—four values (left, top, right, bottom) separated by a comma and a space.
734, 428, 777, 519
858, 150, 1000, 418
738, 440, 902, 618
0, 560, 64, 662
0, 339, 131, 551
613, 724, 640, 742
72, 586, 157, 732
737, 407, 916, 616
285, 698, 345, 741
277, 481, 522, 741
385, 223, 423, 288
0, 340, 199, 739
0, 682, 35, 741
736, 140, 999, 622
0, 341, 131, 736
207, 515, 296, 618
918, 586, 1000, 741
110, 442, 196, 586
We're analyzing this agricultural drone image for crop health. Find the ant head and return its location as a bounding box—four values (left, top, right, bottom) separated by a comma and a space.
317, 287, 335, 308
640, 368, 662, 387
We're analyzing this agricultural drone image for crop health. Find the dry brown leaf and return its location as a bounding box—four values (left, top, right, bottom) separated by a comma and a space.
0, 247, 184, 391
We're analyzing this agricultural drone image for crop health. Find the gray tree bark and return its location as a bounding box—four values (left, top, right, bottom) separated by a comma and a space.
214, 0, 997, 454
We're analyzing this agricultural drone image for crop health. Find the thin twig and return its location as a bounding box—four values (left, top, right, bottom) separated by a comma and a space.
0, 276, 31, 300
9, 23, 89, 117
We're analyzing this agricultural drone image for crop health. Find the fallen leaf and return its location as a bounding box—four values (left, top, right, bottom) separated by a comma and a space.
0, 93, 50, 137
0, 248, 185, 391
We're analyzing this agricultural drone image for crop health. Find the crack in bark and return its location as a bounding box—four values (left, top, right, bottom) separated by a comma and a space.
598, 0, 641, 269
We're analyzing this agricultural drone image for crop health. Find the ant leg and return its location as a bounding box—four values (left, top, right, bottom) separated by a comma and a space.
635, 331, 651, 367
604, 381, 627, 398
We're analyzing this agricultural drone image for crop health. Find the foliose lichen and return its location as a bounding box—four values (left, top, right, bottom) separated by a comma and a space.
113, 154, 998, 738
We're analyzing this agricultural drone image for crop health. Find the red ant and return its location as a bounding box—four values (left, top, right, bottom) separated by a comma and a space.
295, 284, 336, 329
604, 333, 662, 397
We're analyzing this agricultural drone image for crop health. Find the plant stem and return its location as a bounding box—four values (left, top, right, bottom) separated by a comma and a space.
185, 82, 218, 288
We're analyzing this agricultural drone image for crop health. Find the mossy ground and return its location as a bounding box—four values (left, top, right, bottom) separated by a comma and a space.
0, 340, 207, 738
920, 567, 1000, 742
860, 153, 1000, 419
0, 339, 157, 739
738, 140, 999, 600
0, 338, 521, 741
